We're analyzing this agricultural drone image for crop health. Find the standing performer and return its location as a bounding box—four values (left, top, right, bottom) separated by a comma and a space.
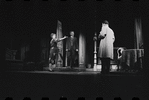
49, 33, 67, 71
66, 31, 78, 68
96, 20, 115, 74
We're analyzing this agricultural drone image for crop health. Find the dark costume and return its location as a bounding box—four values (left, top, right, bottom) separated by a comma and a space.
66, 37, 78, 68
49, 39, 60, 65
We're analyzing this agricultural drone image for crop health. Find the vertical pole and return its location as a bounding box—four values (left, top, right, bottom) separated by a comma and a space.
65, 51, 67, 67
93, 1, 97, 71
93, 33, 97, 71
79, 32, 86, 68
56, 20, 63, 67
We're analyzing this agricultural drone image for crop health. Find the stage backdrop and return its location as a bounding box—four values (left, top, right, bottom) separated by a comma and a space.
21, 42, 30, 61
134, 18, 143, 49
56, 20, 63, 67
79, 32, 86, 68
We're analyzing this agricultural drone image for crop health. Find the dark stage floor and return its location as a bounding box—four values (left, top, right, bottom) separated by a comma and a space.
0, 69, 149, 100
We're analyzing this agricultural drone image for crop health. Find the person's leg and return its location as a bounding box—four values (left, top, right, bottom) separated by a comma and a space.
101, 58, 106, 74
48, 49, 55, 71
48, 58, 52, 70
53, 53, 57, 68
71, 50, 76, 68
69, 48, 74, 68
106, 58, 111, 73
74, 51, 78, 67
49, 63, 52, 71
67, 51, 71, 67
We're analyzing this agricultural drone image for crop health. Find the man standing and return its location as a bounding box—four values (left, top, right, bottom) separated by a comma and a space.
66, 31, 78, 68
97, 20, 115, 74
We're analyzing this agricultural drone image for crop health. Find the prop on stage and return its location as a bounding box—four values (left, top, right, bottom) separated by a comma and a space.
6, 48, 17, 60
117, 47, 126, 71
120, 49, 144, 71
134, 18, 143, 49
93, 33, 97, 71
79, 32, 86, 68
117, 18, 144, 72
56, 20, 63, 67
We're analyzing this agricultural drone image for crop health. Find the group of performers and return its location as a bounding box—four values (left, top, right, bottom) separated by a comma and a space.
48, 20, 115, 74
48, 31, 78, 71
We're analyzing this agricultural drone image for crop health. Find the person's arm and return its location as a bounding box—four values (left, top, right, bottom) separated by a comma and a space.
56, 36, 68, 42
50, 39, 53, 46
98, 26, 107, 39
99, 34, 106, 39
93, 36, 97, 41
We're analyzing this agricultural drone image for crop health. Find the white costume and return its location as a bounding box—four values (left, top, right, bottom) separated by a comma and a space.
98, 25, 115, 59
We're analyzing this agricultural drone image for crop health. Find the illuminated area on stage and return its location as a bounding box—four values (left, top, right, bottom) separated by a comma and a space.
1, 1, 144, 74
4, 18, 144, 73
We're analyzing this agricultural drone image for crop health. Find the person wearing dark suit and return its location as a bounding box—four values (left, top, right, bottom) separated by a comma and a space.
66, 31, 78, 68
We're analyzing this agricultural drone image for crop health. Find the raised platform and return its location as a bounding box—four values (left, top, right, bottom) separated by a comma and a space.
43, 66, 86, 72
43, 65, 118, 72
0, 69, 146, 100
4, 60, 142, 74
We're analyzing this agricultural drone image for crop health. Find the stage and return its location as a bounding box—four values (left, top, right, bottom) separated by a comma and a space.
0, 67, 148, 100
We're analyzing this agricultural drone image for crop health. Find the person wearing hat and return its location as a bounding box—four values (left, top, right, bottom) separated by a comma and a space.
95, 20, 115, 74
49, 33, 67, 71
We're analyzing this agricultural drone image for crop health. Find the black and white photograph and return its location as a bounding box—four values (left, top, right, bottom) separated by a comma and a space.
0, 0, 148, 100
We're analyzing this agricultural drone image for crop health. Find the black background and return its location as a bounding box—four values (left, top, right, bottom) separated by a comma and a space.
0, 0, 148, 64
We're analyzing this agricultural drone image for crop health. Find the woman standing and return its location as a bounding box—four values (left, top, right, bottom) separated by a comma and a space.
49, 33, 67, 71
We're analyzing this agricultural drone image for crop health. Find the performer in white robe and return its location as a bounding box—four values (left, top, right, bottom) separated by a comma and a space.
98, 20, 115, 74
